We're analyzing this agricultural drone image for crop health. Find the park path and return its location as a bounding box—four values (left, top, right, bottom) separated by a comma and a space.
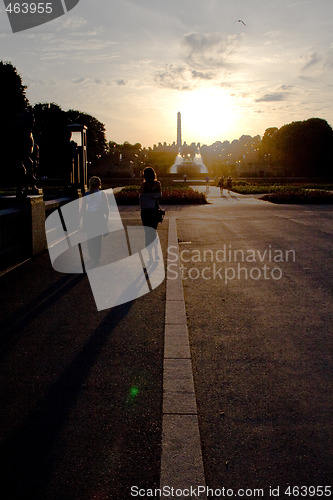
191, 184, 264, 204
0, 192, 332, 499
121, 191, 333, 496
172, 196, 333, 495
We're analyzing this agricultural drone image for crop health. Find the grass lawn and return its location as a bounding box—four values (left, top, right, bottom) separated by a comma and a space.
231, 183, 333, 195
260, 190, 333, 204
230, 182, 333, 204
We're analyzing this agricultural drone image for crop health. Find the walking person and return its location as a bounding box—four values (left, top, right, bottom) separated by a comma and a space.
218, 176, 224, 195
83, 176, 110, 265
139, 167, 162, 260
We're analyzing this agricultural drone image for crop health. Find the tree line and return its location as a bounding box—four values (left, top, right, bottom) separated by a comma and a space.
104, 120, 333, 179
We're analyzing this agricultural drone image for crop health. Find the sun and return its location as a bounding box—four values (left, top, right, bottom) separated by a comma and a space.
176, 86, 239, 145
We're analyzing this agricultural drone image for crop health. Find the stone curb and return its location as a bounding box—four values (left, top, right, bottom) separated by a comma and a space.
160, 217, 206, 498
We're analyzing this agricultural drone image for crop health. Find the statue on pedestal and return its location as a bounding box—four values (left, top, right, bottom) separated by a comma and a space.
1, 110, 40, 198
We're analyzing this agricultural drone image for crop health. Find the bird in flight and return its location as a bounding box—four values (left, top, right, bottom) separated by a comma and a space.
236, 19, 246, 26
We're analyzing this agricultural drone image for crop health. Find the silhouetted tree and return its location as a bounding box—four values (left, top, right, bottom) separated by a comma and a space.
260, 127, 279, 173
33, 102, 68, 178
0, 61, 30, 123
261, 128, 278, 155
0, 61, 35, 190
275, 118, 333, 177
146, 150, 176, 176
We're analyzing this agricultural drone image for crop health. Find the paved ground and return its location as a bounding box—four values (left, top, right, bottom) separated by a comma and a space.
0, 189, 332, 499
0, 219, 168, 500
175, 189, 333, 495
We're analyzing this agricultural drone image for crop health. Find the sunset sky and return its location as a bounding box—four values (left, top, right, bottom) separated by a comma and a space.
1, 0, 333, 147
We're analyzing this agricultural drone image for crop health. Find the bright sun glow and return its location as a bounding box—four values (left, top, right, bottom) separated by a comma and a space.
176, 87, 239, 145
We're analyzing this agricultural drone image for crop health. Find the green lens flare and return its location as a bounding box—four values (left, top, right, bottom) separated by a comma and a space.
130, 386, 139, 398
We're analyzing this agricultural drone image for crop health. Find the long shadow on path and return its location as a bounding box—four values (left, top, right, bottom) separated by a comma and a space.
0, 300, 133, 500
0, 273, 84, 360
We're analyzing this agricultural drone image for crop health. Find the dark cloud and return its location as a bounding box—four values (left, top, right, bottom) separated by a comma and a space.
153, 32, 239, 90
181, 32, 239, 69
191, 70, 213, 80
298, 75, 316, 82
115, 79, 127, 86
73, 77, 86, 84
72, 77, 127, 87
278, 84, 294, 91
154, 65, 191, 90
323, 47, 333, 70
255, 93, 287, 102
301, 51, 321, 71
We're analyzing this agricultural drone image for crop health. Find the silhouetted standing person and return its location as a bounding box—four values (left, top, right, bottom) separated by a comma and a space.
139, 167, 162, 230
139, 167, 162, 260
218, 176, 224, 195
83, 176, 109, 265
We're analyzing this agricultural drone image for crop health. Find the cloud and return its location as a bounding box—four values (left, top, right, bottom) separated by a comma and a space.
278, 84, 294, 91
70, 77, 119, 88
154, 66, 214, 90
323, 45, 333, 70
72, 77, 128, 87
300, 51, 321, 71
191, 70, 213, 80
38, 38, 120, 63
114, 79, 127, 86
154, 65, 191, 90
153, 32, 239, 91
255, 93, 287, 102
298, 75, 316, 82
181, 32, 240, 70
56, 16, 89, 31
73, 77, 86, 84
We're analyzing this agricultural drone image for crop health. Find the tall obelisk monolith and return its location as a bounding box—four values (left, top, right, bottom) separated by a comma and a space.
177, 112, 182, 149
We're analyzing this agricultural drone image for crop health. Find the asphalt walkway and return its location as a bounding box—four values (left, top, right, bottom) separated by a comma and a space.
1, 191, 332, 499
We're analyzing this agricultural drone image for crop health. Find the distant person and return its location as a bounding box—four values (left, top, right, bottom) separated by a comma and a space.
183, 173, 188, 183
218, 176, 224, 195
83, 176, 110, 265
139, 167, 162, 259
226, 176, 232, 194
205, 175, 210, 191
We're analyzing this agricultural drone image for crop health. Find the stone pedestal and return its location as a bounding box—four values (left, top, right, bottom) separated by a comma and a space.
0, 195, 47, 270
28, 195, 47, 255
